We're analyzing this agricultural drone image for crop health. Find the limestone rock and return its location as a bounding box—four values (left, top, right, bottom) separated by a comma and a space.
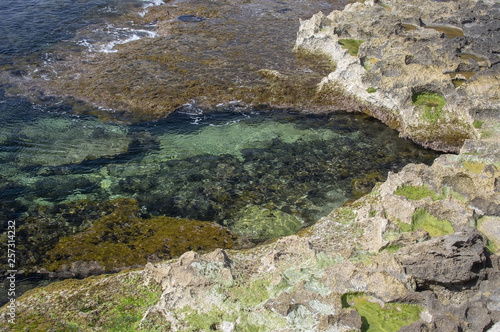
295, 0, 500, 152
478, 216, 500, 255
317, 308, 363, 331
144, 249, 234, 314
465, 302, 493, 332
259, 235, 316, 272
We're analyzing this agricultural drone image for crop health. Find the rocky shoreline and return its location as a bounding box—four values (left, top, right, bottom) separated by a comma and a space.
2, 0, 500, 331
295, 0, 500, 153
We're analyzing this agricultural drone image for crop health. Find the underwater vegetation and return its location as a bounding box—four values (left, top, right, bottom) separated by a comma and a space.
0, 107, 440, 282
44, 198, 237, 272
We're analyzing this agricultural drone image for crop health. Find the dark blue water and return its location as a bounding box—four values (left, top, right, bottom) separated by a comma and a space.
1, 0, 103, 61
0, 0, 159, 64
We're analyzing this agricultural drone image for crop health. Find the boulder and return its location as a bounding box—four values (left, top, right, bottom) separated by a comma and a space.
396, 226, 487, 289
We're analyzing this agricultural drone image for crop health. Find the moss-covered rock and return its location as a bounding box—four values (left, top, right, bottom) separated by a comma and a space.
411, 92, 446, 125
44, 198, 237, 274
394, 184, 440, 201
341, 292, 424, 331
0, 272, 162, 331
294, 0, 500, 152
338, 39, 365, 57
407, 208, 454, 237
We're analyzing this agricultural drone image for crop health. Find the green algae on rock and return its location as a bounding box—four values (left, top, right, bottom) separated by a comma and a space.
394, 184, 440, 201
44, 198, 237, 274
411, 92, 446, 125
342, 292, 424, 331
1, 272, 162, 332
401, 208, 455, 237
338, 39, 365, 57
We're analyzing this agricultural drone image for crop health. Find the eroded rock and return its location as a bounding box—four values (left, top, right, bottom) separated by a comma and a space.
396, 226, 487, 290
295, 0, 500, 152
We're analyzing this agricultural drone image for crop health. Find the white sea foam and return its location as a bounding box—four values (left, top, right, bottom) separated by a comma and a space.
179, 103, 204, 115
97, 106, 116, 113
139, 0, 165, 17
208, 120, 243, 127
77, 25, 158, 53
77, 39, 95, 52
191, 117, 203, 125
98, 5, 119, 14
99, 27, 158, 53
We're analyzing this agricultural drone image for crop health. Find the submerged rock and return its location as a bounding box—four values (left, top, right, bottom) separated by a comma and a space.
177, 15, 206, 22
11, 116, 131, 167
43, 198, 237, 277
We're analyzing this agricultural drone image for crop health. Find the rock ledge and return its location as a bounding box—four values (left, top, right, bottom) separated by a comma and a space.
295, 0, 500, 152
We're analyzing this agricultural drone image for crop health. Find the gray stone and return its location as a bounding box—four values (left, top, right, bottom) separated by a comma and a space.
317, 309, 363, 332
465, 302, 493, 332
335, 308, 363, 331
396, 227, 487, 289
478, 216, 500, 255
295, 0, 500, 152
471, 197, 500, 217
398, 321, 433, 332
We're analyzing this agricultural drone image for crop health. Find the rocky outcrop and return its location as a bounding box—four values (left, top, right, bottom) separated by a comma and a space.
396, 226, 487, 290
2, 0, 500, 330
295, 0, 500, 152
4, 147, 499, 330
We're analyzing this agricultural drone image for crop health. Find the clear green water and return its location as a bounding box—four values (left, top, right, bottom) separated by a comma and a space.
0, 94, 441, 304
0, 97, 440, 241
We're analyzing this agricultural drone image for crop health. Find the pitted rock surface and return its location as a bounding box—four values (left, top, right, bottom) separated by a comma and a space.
396, 226, 487, 289
295, 0, 500, 152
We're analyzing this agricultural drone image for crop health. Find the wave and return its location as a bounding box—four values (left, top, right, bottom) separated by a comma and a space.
139, 0, 165, 17
77, 25, 158, 53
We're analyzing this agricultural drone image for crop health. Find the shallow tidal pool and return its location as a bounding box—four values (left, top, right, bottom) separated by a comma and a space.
0, 97, 440, 241
0, 95, 442, 302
